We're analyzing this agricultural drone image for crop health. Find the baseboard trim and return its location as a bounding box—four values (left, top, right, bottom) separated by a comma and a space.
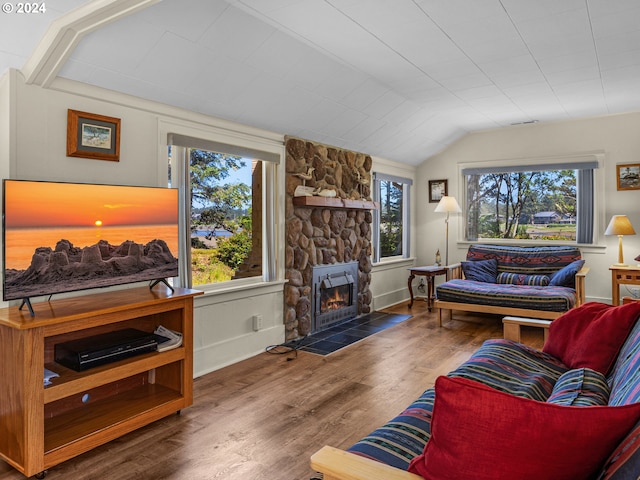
193, 324, 284, 378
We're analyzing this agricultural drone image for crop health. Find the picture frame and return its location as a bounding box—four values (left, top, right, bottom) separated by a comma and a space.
616, 163, 640, 191
67, 109, 120, 161
428, 179, 447, 203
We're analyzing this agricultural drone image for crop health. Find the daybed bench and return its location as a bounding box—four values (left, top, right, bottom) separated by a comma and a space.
434, 244, 589, 326
310, 301, 640, 480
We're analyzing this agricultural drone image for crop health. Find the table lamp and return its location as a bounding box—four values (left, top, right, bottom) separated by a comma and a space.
434, 196, 461, 266
605, 215, 636, 266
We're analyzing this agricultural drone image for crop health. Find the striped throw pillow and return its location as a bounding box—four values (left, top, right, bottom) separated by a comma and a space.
497, 272, 550, 286
547, 368, 610, 406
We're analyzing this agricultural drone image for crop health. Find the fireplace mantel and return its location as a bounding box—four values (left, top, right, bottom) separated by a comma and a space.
293, 196, 379, 210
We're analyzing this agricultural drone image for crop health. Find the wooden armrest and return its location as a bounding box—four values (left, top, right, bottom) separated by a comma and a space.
310, 446, 422, 480
574, 265, 589, 307
444, 262, 462, 280
576, 266, 589, 277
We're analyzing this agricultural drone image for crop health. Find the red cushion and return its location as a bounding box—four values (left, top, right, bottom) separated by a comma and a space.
408, 376, 640, 480
543, 302, 640, 375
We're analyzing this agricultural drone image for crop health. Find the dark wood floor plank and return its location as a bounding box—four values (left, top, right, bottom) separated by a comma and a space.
0, 303, 544, 480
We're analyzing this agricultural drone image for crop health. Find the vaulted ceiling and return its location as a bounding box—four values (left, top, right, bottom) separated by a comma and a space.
2, 0, 640, 165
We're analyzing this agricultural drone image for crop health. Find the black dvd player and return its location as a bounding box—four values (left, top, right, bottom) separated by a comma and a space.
54, 328, 168, 372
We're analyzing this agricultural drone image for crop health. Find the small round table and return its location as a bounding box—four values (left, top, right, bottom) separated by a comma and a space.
407, 265, 448, 311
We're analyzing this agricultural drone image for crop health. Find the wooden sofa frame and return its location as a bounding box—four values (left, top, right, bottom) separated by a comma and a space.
311, 445, 421, 480
434, 262, 590, 326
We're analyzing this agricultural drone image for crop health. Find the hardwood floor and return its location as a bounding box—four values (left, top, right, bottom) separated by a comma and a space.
0, 302, 544, 480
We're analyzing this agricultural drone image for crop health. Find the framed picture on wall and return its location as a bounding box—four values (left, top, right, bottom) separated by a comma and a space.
616, 163, 640, 191
428, 179, 447, 203
67, 109, 121, 161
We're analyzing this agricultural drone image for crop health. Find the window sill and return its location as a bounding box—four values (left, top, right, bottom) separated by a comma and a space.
193, 279, 287, 307
373, 257, 416, 271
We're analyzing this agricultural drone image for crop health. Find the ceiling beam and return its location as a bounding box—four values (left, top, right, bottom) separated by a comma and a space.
22, 0, 161, 87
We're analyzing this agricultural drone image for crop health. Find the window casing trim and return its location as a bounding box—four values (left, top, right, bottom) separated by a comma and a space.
372, 172, 412, 262
456, 153, 605, 247
159, 118, 283, 292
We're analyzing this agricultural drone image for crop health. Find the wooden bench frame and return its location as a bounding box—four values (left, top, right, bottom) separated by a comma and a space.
311, 446, 421, 480
434, 264, 589, 326
502, 316, 551, 343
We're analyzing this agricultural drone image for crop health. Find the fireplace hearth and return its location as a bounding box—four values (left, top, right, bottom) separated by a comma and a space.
312, 262, 358, 333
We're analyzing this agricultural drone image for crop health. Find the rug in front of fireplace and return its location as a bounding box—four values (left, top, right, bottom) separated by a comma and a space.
297, 311, 411, 355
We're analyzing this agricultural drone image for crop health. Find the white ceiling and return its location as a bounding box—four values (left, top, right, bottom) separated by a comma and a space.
2, 0, 640, 165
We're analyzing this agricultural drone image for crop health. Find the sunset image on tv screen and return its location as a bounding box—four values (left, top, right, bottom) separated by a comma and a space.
3, 180, 180, 301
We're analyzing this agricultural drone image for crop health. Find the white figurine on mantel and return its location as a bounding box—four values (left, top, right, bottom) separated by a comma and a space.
293, 167, 315, 186
314, 188, 337, 197
293, 167, 316, 197
294, 185, 315, 197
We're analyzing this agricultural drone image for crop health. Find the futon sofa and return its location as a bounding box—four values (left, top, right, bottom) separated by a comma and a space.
434, 244, 589, 325
311, 301, 640, 480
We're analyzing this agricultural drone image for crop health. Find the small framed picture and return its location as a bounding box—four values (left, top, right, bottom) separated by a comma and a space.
67, 109, 121, 161
428, 179, 447, 203
616, 163, 640, 191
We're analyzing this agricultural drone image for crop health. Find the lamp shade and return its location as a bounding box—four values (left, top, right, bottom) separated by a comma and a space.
434, 196, 462, 213
605, 215, 636, 236
605, 215, 636, 266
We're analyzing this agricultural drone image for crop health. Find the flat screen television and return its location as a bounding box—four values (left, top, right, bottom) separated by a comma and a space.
3, 179, 179, 313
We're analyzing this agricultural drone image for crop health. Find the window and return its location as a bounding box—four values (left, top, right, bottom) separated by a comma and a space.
372, 173, 412, 261
462, 159, 598, 244
167, 132, 279, 289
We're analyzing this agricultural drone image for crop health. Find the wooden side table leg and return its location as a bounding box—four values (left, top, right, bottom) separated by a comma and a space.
611, 271, 620, 306
427, 276, 435, 312
408, 273, 415, 308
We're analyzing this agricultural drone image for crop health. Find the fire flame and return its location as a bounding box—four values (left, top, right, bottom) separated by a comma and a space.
321, 285, 350, 312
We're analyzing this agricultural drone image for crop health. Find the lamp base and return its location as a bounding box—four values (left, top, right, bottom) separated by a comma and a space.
612, 263, 629, 267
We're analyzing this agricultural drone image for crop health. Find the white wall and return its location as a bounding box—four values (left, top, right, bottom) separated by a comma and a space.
0, 71, 11, 184
4, 70, 417, 375
417, 112, 640, 303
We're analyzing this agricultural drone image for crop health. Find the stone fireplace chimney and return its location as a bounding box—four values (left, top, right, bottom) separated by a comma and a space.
284, 137, 377, 340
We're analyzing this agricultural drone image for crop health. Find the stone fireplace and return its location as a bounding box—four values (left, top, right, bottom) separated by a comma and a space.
284, 137, 376, 340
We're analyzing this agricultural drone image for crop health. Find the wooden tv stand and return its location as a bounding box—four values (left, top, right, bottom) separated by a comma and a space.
0, 286, 202, 478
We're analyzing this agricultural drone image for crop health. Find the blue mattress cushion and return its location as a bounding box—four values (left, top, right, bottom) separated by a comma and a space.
436, 278, 577, 312
347, 388, 435, 470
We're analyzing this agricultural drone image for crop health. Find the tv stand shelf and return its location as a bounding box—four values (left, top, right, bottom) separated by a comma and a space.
43, 347, 185, 403
0, 286, 202, 478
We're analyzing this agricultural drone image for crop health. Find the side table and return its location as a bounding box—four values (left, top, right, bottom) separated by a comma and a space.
610, 265, 640, 305
408, 265, 448, 311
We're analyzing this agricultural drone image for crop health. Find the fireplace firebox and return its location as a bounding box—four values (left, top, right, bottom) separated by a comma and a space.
311, 261, 359, 333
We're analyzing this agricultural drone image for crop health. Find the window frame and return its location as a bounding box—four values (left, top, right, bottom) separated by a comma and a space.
372, 172, 412, 262
458, 154, 604, 247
